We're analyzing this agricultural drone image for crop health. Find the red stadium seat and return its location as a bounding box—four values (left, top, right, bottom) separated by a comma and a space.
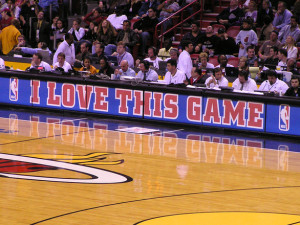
212, 24, 226, 34
130, 18, 140, 29
190, 54, 199, 60
208, 56, 219, 67
228, 57, 239, 67
227, 26, 240, 39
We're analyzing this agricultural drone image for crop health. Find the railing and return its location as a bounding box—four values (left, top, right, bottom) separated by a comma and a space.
154, 0, 203, 48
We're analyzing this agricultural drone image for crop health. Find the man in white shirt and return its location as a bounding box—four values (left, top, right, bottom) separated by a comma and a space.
277, 48, 288, 69
144, 47, 162, 69
232, 70, 258, 92
53, 33, 76, 66
177, 40, 193, 79
114, 60, 136, 80
164, 59, 186, 84
112, 41, 134, 68
136, 60, 158, 81
107, 8, 128, 30
53, 52, 72, 73
258, 70, 289, 93
30, 53, 52, 72
205, 67, 228, 88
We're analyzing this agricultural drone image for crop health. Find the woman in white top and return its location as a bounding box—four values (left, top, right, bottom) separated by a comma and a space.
283, 36, 298, 60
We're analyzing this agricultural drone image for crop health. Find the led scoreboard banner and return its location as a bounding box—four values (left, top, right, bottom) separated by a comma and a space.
0, 70, 299, 137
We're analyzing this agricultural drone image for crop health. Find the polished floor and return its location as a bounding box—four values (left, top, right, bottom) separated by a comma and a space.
0, 108, 300, 225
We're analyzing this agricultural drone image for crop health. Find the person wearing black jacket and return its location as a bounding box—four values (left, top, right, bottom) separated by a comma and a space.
180, 22, 204, 54
256, 0, 274, 28
133, 7, 159, 55
214, 28, 238, 56
98, 56, 115, 78
285, 76, 300, 97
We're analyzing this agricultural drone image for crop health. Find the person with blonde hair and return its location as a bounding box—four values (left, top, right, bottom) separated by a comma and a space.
238, 56, 249, 71
198, 52, 215, 69
96, 19, 117, 46
283, 35, 298, 60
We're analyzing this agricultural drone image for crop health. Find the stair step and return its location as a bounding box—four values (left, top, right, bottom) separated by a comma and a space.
213, 6, 227, 13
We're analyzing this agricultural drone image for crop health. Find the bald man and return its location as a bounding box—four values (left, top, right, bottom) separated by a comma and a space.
114, 60, 136, 80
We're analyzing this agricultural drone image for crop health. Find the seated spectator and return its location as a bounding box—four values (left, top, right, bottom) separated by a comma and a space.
98, 56, 115, 77
278, 16, 300, 44
0, 19, 21, 55
114, 59, 136, 79
104, 20, 138, 55
198, 52, 215, 69
53, 19, 68, 45
232, 70, 257, 92
256, 0, 273, 28
177, 40, 193, 78
287, 58, 300, 75
31, 11, 51, 48
205, 67, 229, 88
214, 28, 238, 56
277, 48, 288, 69
236, 18, 258, 57
79, 56, 97, 75
14, 41, 52, 57
212, 0, 244, 29
125, 0, 142, 19
91, 42, 105, 63
259, 70, 289, 93
244, 1, 257, 23
138, 0, 160, 17
6, 0, 20, 19
158, 38, 174, 60
285, 76, 300, 97
215, 54, 234, 75
246, 45, 258, 66
82, 8, 105, 26
68, 18, 85, 43
92, 1, 108, 16
53, 52, 72, 73
258, 15, 274, 43
112, 41, 134, 67
7, 35, 32, 56
76, 42, 91, 63
133, 7, 159, 55
136, 60, 158, 81
263, 46, 279, 68
187, 67, 209, 85
200, 26, 220, 57
107, 6, 128, 30
258, 30, 282, 60
238, 56, 249, 71
0, 8, 13, 30
273, 1, 293, 31
164, 48, 179, 62
163, 59, 186, 84
96, 19, 117, 46
30, 53, 51, 71
283, 36, 298, 60
143, 47, 162, 69
84, 21, 98, 43
51, 16, 59, 31
179, 22, 204, 54
53, 33, 76, 66
157, 0, 180, 24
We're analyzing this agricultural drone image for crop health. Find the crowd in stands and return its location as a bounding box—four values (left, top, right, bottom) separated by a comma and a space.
0, 0, 299, 97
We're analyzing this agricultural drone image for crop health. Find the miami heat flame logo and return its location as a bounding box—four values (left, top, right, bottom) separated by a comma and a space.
0, 153, 132, 184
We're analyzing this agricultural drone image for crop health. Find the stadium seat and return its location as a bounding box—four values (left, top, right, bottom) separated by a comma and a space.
227, 26, 240, 38
212, 24, 226, 34
208, 56, 219, 67
228, 57, 239, 67
130, 18, 140, 29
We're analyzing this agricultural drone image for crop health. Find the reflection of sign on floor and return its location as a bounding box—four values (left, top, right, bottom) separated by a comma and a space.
116, 127, 160, 134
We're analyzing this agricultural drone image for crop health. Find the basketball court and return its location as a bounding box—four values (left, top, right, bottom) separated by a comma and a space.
0, 108, 300, 225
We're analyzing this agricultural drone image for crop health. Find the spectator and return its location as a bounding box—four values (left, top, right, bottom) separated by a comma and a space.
0, 19, 21, 55
125, 0, 142, 19
246, 45, 257, 66
263, 46, 279, 68
157, 0, 180, 31
8, 35, 32, 56
5, 0, 19, 19
158, 38, 174, 60
91, 42, 105, 63
187, 67, 209, 85
68, 18, 85, 43
84, 21, 98, 43
214, 28, 238, 56
244, 1, 257, 23
136, 60, 158, 81
114, 59, 136, 79
256, 0, 274, 28
236, 18, 258, 57
112, 41, 134, 68
105, 20, 138, 55
177, 40, 193, 79
278, 16, 300, 44
258, 15, 274, 42
213, 0, 244, 29
98, 56, 115, 77
273, 1, 292, 31
38, 0, 59, 20
143, 47, 162, 69
79, 56, 97, 75
287, 58, 300, 74
82, 8, 104, 26
198, 52, 215, 69
53, 33, 76, 66
205, 67, 229, 88
96, 19, 117, 46
31, 11, 51, 48
285, 76, 300, 97
53, 52, 72, 73
163, 59, 186, 84
294, 0, 300, 23
283, 36, 298, 60
107, 6, 128, 30
258, 30, 282, 60
232, 70, 257, 91
14, 41, 52, 57
215, 54, 234, 75
0, 8, 13, 30
133, 7, 159, 55
259, 70, 289, 93
180, 22, 204, 54
277, 48, 288, 68
200, 26, 220, 57
76, 42, 91, 63
164, 48, 179, 62
138, 0, 160, 17
51, 16, 59, 31
238, 56, 249, 71
30, 52, 51, 71
53, 19, 67, 45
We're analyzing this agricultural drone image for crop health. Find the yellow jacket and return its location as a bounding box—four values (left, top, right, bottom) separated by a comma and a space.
0, 25, 21, 55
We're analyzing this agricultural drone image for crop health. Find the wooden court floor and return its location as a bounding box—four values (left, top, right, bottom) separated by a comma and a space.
0, 114, 300, 224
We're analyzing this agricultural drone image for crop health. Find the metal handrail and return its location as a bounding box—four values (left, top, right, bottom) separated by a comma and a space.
154, 0, 203, 48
